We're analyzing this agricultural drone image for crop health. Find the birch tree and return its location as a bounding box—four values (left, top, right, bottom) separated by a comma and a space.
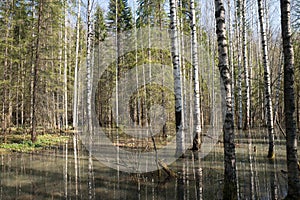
241, 0, 250, 129
64, 1, 68, 129
169, 0, 184, 157
235, 0, 243, 130
280, 0, 300, 198
86, 0, 92, 132
191, 0, 201, 151
73, 0, 81, 128
214, 0, 237, 199
257, 0, 275, 159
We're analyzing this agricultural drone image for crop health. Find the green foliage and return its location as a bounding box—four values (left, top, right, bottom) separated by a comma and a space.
94, 5, 107, 43
0, 134, 70, 152
136, 0, 167, 28
106, 0, 133, 33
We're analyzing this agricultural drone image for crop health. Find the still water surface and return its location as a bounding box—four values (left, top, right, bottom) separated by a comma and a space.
0, 130, 294, 199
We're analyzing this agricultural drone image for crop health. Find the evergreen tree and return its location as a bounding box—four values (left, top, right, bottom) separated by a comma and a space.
94, 5, 107, 43
106, 0, 133, 33
136, 0, 167, 28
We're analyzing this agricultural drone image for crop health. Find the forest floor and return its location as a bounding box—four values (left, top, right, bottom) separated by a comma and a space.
0, 129, 71, 153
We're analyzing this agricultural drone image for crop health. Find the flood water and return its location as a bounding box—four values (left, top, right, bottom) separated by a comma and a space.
0, 129, 296, 200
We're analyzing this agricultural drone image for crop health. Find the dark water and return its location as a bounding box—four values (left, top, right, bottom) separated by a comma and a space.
0, 129, 294, 200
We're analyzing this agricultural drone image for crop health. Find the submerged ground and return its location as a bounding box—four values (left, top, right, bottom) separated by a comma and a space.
0, 129, 296, 200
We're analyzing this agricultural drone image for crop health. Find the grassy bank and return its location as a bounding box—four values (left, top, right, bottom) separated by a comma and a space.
0, 134, 70, 153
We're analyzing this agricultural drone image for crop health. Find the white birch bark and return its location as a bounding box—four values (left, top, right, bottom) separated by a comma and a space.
235, 0, 243, 130
214, 0, 237, 198
73, 0, 81, 128
86, 0, 92, 132
241, 0, 250, 129
227, 0, 235, 123
169, 0, 184, 157
191, 0, 202, 151
64, 2, 68, 129
257, 0, 275, 158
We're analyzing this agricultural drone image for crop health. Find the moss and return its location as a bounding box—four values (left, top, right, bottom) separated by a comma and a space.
0, 134, 70, 153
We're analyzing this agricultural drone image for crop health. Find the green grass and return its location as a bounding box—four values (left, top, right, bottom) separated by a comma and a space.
0, 134, 70, 153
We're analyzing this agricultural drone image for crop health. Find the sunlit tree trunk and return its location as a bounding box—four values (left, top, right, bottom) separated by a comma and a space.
64, 1, 68, 129
87, 2, 94, 198
257, 0, 275, 159
169, 0, 184, 157
235, 0, 243, 130
214, 1, 237, 199
191, 0, 202, 151
178, 0, 186, 131
280, 0, 300, 198
241, 0, 250, 130
73, 0, 81, 128
86, 0, 93, 132
227, 0, 235, 125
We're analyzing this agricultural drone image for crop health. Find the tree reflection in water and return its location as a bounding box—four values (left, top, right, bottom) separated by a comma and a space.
0, 129, 296, 199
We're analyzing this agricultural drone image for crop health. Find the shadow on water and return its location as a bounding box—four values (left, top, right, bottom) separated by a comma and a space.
0, 129, 296, 199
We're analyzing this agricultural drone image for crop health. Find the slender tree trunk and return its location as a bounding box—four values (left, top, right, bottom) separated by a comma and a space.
31, 0, 43, 142
191, 0, 202, 151
274, 53, 283, 124
169, 0, 184, 157
64, 1, 68, 130
86, 0, 93, 132
257, 0, 275, 159
115, 1, 119, 129
58, 28, 63, 130
179, 0, 186, 131
214, 1, 237, 199
227, 0, 235, 125
2, 1, 10, 135
73, 0, 81, 128
235, 0, 243, 130
280, 0, 300, 198
241, 0, 250, 130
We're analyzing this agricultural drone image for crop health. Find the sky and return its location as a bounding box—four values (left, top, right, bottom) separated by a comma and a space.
81, 0, 281, 36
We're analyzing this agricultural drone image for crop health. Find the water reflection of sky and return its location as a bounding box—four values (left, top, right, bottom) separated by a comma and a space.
0, 129, 297, 199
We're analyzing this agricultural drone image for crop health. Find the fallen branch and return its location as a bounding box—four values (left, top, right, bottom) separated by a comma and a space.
276, 118, 286, 137
158, 159, 177, 178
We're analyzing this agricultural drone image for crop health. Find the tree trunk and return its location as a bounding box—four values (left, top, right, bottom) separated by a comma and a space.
241, 0, 250, 130
273, 53, 283, 124
73, 0, 81, 128
31, 0, 43, 142
86, 0, 93, 132
64, 1, 68, 130
2, 1, 10, 135
115, 0, 119, 128
235, 0, 243, 130
214, 1, 238, 199
191, 0, 202, 151
257, 0, 275, 159
280, 0, 300, 198
169, 0, 184, 157
227, 0, 235, 125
